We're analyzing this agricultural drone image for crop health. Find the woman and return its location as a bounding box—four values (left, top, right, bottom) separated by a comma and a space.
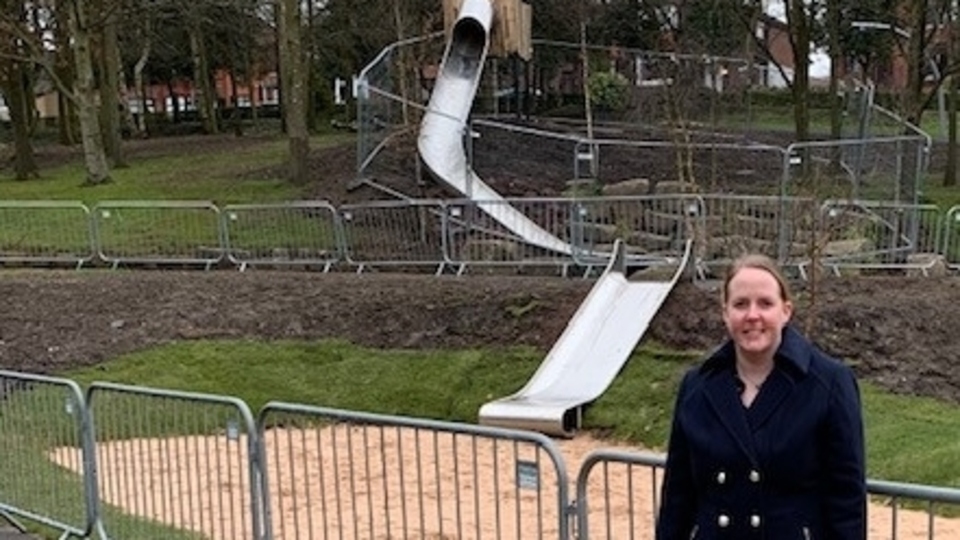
656, 254, 866, 540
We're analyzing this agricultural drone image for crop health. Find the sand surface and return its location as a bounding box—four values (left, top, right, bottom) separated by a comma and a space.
50, 426, 960, 539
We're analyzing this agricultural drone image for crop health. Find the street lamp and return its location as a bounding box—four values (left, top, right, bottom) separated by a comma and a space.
851, 20, 946, 138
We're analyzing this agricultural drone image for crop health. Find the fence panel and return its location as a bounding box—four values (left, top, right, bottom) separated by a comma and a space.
590, 140, 786, 196
569, 195, 702, 266
339, 199, 449, 272
575, 450, 664, 540
784, 136, 927, 205
258, 403, 571, 540
817, 200, 943, 273
92, 201, 224, 268
575, 450, 960, 540
943, 205, 960, 270
696, 194, 819, 275
356, 32, 445, 184
221, 202, 342, 271
0, 371, 92, 538
0, 201, 94, 267
445, 198, 577, 272
867, 479, 960, 540
86, 382, 260, 540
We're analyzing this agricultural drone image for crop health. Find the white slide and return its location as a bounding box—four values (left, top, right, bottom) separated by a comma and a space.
417, 0, 571, 255
422, 1, 689, 436
478, 240, 691, 437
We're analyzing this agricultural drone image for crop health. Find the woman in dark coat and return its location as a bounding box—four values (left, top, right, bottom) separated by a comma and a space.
656, 254, 866, 540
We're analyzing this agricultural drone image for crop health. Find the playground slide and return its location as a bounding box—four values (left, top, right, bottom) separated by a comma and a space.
417, 0, 571, 255
478, 240, 691, 437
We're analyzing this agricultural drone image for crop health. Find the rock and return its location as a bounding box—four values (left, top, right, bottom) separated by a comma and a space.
602, 178, 650, 197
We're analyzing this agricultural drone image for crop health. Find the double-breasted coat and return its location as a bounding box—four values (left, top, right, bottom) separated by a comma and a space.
655, 326, 866, 540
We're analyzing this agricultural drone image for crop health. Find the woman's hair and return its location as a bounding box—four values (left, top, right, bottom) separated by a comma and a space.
723, 253, 792, 304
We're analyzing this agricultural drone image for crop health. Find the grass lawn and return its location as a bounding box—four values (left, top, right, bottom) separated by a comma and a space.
0, 133, 352, 205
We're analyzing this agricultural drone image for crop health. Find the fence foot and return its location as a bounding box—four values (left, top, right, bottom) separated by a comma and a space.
0, 510, 26, 533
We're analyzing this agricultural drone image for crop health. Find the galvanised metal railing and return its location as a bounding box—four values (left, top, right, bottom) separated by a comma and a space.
85, 382, 261, 540
0, 371, 94, 539
258, 403, 572, 540
0, 197, 956, 277
576, 449, 960, 540
0, 201, 95, 268
0, 371, 958, 539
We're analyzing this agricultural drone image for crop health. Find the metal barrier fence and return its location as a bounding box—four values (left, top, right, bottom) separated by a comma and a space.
0, 371, 93, 539
0, 201, 94, 268
576, 450, 664, 540
221, 202, 341, 271
356, 32, 445, 183
258, 403, 571, 540
0, 197, 958, 275
339, 199, 450, 273
817, 200, 943, 273
939, 205, 960, 270
86, 382, 260, 540
783, 136, 927, 205
575, 449, 960, 540
1, 374, 959, 539
92, 201, 223, 269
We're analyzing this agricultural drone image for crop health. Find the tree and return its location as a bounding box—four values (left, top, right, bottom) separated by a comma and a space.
277, 0, 308, 183
99, 0, 126, 166
945, 2, 959, 186
67, 0, 112, 184
0, 0, 39, 180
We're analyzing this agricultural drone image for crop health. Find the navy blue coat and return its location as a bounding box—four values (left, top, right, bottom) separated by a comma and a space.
656, 326, 866, 540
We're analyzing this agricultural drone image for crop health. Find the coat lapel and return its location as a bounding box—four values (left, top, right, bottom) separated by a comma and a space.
702, 373, 758, 463
744, 368, 795, 430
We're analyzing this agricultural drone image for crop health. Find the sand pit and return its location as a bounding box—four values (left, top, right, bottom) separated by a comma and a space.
50, 426, 959, 539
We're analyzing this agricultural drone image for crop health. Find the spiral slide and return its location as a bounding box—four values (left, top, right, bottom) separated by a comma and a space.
417, 0, 571, 255
419, 0, 688, 436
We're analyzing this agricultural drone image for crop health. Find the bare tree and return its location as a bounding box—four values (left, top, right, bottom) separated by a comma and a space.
99, 0, 126, 166
0, 0, 39, 179
946, 2, 959, 186
67, 0, 111, 184
277, 0, 308, 183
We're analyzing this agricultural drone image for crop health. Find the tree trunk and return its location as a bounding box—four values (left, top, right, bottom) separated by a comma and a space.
787, 0, 811, 143
1, 60, 40, 180
278, 0, 309, 183
946, 73, 957, 186
188, 20, 218, 134
247, 61, 259, 125
68, 0, 111, 185
133, 37, 151, 135
167, 79, 180, 123
944, 4, 959, 188
903, 0, 927, 127
54, 16, 79, 145
228, 64, 244, 136
393, 0, 410, 125
100, 5, 126, 167
827, 0, 842, 142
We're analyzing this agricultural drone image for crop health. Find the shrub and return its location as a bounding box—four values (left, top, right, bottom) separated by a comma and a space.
588, 70, 630, 112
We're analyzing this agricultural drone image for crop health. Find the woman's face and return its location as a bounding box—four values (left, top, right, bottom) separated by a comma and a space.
723, 266, 793, 363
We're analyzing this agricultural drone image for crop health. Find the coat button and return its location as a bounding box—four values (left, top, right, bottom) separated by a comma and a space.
716, 471, 726, 484
749, 470, 761, 483
750, 514, 761, 528
718, 514, 730, 528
